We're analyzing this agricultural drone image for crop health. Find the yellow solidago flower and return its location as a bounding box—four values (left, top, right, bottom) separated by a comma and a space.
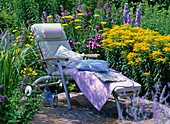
155, 58, 166, 63
15, 27, 18, 29
30, 39, 34, 41
24, 68, 27, 71
75, 26, 81, 29
135, 58, 142, 63
62, 24, 68, 26
47, 15, 52, 18
94, 14, 100, 17
28, 73, 31, 75
28, 68, 32, 71
16, 36, 21, 39
163, 47, 170, 54
77, 13, 84, 16
30, 25, 33, 29
64, 16, 73, 19
36, 54, 39, 56
13, 43, 17, 46
12, 30, 17, 33
25, 44, 30, 47
30, 32, 33, 35
127, 52, 138, 61
69, 21, 73, 24
32, 71, 37, 75
143, 72, 150, 76
100, 22, 107, 24
32, 36, 34, 39
128, 61, 134, 66
20, 70, 23, 74
35, 43, 37, 46
74, 19, 80, 22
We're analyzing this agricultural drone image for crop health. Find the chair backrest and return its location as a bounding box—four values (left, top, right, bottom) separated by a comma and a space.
31, 23, 72, 75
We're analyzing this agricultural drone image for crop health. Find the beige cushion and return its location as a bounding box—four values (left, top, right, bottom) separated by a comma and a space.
40, 24, 65, 39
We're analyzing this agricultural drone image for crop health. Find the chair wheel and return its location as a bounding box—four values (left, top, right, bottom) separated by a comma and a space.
24, 84, 33, 96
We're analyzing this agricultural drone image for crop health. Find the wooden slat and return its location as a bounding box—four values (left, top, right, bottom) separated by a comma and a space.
84, 54, 100, 58
39, 57, 69, 61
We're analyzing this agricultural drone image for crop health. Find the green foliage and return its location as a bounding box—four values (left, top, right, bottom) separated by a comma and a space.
0, 85, 43, 123
0, 9, 18, 31
140, 1, 170, 35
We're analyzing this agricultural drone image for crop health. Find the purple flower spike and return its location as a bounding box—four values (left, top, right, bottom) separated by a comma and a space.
123, 3, 128, 24
98, 1, 102, 8
135, 7, 141, 27
95, 25, 100, 30
22, 76, 28, 84
127, 12, 133, 26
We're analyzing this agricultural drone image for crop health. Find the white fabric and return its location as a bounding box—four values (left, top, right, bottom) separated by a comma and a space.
54, 45, 84, 67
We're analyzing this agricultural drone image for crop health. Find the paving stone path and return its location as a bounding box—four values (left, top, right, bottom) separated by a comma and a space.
30, 92, 156, 124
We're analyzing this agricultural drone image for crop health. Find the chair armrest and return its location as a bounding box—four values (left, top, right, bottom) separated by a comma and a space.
39, 57, 69, 62
84, 54, 100, 58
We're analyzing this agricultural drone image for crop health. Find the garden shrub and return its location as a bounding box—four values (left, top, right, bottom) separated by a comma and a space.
0, 9, 18, 31
102, 24, 170, 97
0, 29, 44, 123
140, 1, 170, 35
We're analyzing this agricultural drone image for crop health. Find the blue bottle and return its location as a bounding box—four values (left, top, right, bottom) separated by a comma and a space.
53, 90, 58, 107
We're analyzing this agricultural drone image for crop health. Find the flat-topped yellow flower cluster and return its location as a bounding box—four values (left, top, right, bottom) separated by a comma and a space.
102, 24, 170, 65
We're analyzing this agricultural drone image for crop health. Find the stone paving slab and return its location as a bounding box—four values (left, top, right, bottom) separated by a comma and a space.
30, 92, 156, 124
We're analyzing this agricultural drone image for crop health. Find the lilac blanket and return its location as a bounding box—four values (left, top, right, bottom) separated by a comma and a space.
67, 68, 134, 111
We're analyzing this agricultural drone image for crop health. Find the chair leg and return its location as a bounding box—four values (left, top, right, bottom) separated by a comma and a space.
113, 95, 123, 120
57, 63, 72, 110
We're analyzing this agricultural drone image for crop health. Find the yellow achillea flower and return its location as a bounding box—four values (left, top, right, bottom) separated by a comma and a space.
75, 26, 81, 29
143, 72, 150, 76
100, 22, 107, 24
77, 13, 84, 16
74, 19, 80, 22
62, 24, 68, 26
128, 61, 134, 66
94, 15, 100, 17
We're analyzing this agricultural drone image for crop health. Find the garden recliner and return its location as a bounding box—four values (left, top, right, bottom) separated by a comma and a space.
24, 23, 141, 119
